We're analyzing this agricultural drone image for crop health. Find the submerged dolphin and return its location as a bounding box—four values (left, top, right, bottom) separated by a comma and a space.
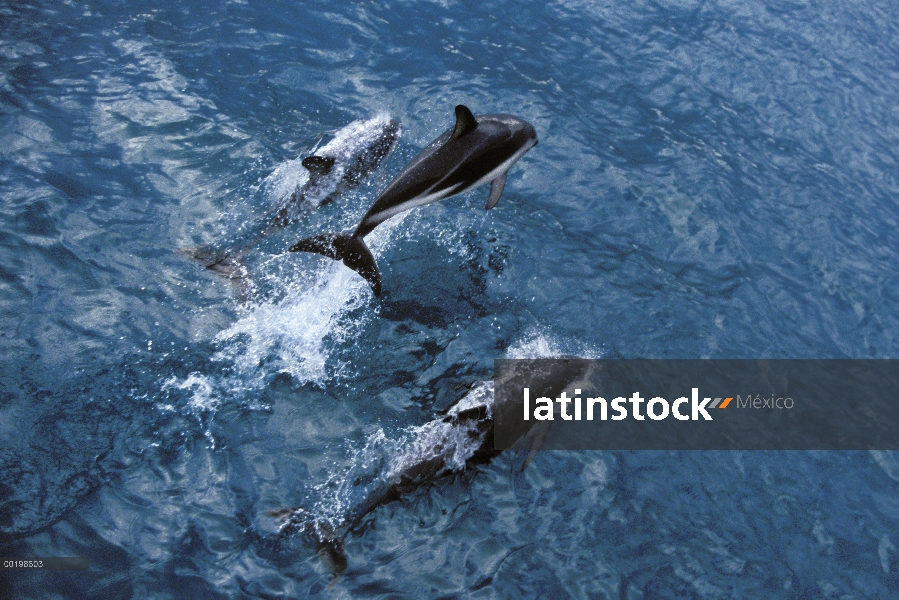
271, 359, 587, 581
181, 114, 401, 279
289, 105, 538, 296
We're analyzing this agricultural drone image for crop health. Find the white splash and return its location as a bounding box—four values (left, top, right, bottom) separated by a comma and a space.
212, 217, 405, 387
159, 372, 224, 447
161, 372, 218, 413
506, 326, 602, 359
262, 157, 311, 205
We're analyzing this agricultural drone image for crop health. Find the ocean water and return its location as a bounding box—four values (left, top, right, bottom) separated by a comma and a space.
2, 0, 899, 597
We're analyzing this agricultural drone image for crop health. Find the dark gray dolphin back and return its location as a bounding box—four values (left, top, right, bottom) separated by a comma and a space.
353, 105, 535, 238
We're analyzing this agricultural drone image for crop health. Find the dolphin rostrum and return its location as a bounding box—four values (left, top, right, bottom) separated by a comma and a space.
181, 114, 401, 280
271, 358, 588, 581
289, 105, 538, 296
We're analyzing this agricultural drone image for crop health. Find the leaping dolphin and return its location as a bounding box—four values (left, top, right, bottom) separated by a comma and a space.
181, 114, 401, 280
289, 105, 538, 296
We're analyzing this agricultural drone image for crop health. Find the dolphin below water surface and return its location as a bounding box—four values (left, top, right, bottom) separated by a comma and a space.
271, 359, 589, 581
181, 114, 401, 279
289, 105, 538, 296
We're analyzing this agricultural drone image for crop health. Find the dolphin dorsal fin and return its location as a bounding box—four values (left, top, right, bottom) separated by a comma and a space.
451, 105, 478, 140
302, 155, 335, 176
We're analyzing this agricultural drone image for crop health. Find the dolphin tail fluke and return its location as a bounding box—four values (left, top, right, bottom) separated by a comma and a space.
288, 233, 347, 260
289, 233, 382, 296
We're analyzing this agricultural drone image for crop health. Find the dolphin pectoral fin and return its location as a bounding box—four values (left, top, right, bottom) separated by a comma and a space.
290, 233, 382, 296
318, 539, 348, 586
307, 516, 348, 585
178, 244, 229, 268
451, 105, 478, 140
302, 155, 336, 176
268, 507, 300, 521
485, 172, 507, 210
274, 508, 348, 585
179, 245, 255, 298
508, 420, 552, 472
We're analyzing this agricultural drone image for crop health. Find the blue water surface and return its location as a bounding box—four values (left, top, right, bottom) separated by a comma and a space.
2, 0, 899, 597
